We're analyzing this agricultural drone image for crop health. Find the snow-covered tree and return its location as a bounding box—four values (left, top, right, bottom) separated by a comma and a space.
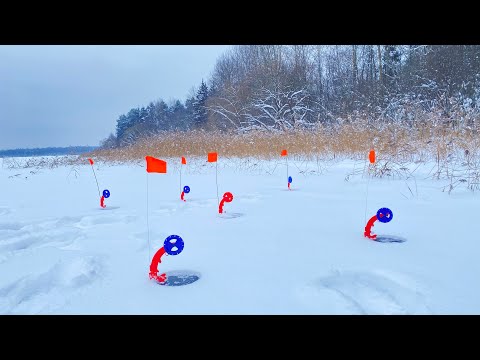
207, 86, 251, 131
193, 80, 209, 128
168, 100, 186, 131
246, 87, 313, 131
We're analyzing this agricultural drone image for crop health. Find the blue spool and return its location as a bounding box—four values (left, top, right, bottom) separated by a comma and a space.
377, 208, 393, 223
164, 235, 184, 256
183, 186, 190, 194
103, 189, 110, 198
288, 176, 292, 184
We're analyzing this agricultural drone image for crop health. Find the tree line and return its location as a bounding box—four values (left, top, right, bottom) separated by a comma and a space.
0, 146, 98, 158
104, 45, 480, 148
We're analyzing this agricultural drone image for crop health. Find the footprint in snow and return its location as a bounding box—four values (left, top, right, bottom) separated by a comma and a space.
298, 270, 431, 315
0, 256, 103, 314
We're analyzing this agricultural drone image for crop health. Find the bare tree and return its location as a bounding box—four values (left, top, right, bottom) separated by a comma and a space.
207, 86, 251, 131
247, 87, 313, 131
352, 45, 358, 89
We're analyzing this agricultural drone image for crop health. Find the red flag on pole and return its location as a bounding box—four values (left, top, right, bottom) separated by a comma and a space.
88, 158, 94, 165
208, 152, 218, 163
146, 156, 167, 173
281, 149, 287, 156
369, 149, 376, 164
181, 156, 187, 165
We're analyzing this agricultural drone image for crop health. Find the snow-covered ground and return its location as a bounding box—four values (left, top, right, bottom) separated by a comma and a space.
0, 156, 479, 314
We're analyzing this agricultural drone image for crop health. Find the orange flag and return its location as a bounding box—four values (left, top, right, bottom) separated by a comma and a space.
88, 158, 94, 165
369, 149, 376, 164
181, 156, 187, 165
146, 156, 167, 173
281, 149, 287, 156
208, 152, 218, 163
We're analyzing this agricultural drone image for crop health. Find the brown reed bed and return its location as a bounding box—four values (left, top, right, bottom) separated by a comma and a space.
82, 121, 480, 165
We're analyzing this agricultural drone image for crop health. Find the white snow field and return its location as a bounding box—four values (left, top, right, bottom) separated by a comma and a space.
0, 156, 479, 314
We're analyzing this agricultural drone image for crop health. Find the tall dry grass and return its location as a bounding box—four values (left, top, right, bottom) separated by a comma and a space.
2, 121, 480, 194
79, 119, 480, 193
84, 120, 480, 165
5, 119, 480, 193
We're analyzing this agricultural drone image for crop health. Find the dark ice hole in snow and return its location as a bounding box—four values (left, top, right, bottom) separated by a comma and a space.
158, 270, 201, 286
219, 212, 244, 219
374, 235, 407, 243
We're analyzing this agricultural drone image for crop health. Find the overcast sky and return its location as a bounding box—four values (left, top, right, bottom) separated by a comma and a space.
0, 45, 230, 150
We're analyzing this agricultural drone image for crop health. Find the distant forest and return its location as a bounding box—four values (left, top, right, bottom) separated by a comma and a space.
102, 45, 480, 148
0, 146, 97, 158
